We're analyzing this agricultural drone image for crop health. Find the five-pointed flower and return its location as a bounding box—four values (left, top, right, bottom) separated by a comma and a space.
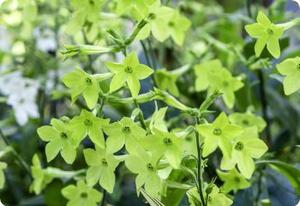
221, 127, 268, 179
277, 56, 300, 95
245, 11, 285, 58
69, 110, 110, 148
140, 129, 184, 169
104, 117, 146, 153
61, 180, 102, 206
229, 112, 266, 132
125, 148, 162, 197
217, 168, 250, 193
30, 154, 54, 194
197, 112, 243, 158
155, 69, 180, 96
83, 146, 122, 193
116, 0, 157, 20
106, 52, 153, 97
63, 68, 101, 109
37, 118, 78, 164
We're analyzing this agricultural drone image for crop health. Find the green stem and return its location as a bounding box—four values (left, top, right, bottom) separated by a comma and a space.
194, 117, 206, 206
199, 90, 222, 115
124, 20, 148, 46
0, 129, 32, 178
133, 99, 147, 130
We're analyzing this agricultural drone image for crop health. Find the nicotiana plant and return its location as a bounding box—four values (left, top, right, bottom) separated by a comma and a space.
0, 0, 300, 206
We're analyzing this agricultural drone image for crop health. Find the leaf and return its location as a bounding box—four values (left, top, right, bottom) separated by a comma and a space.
257, 160, 300, 194
140, 188, 165, 206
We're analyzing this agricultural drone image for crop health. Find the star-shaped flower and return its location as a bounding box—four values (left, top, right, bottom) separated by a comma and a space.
106, 52, 153, 97
245, 11, 285, 58
104, 117, 146, 153
69, 110, 110, 147
197, 112, 243, 158
221, 127, 268, 179
83, 146, 122, 193
155, 69, 180, 96
217, 168, 250, 193
63, 68, 101, 109
277, 56, 300, 95
140, 129, 184, 169
125, 148, 162, 197
62, 180, 102, 206
229, 112, 266, 132
37, 119, 78, 164
116, 0, 157, 20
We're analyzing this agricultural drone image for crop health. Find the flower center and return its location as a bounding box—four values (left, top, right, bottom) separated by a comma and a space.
168, 21, 175, 27
163, 137, 173, 145
101, 158, 108, 166
146, 163, 154, 171
223, 81, 229, 87
234, 177, 240, 183
124, 66, 133, 73
148, 13, 156, 20
297, 63, 300, 70
242, 119, 249, 126
122, 126, 131, 134
213, 128, 222, 136
267, 28, 274, 35
234, 141, 244, 151
85, 77, 92, 85
60, 132, 68, 139
80, 192, 88, 198
84, 119, 93, 126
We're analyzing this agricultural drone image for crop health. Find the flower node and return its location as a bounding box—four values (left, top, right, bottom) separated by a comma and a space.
267, 28, 274, 35
60, 132, 68, 139
234, 141, 244, 151
124, 66, 133, 73
101, 158, 108, 166
122, 126, 131, 134
163, 137, 173, 145
242, 119, 249, 126
80, 192, 88, 198
213, 128, 222, 136
168, 21, 175, 27
148, 13, 156, 20
85, 77, 92, 85
146, 163, 154, 171
84, 119, 93, 126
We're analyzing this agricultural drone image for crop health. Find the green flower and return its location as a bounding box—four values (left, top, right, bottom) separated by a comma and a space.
141, 129, 184, 169
245, 11, 284, 58
65, 0, 103, 34
125, 148, 162, 197
187, 185, 233, 206
106, 52, 153, 97
37, 119, 78, 164
30, 154, 54, 194
116, 0, 157, 20
137, 5, 174, 42
277, 57, 300, 95
69, 110, 109, 147
165, 10, 191, 45
197, 112, 243, 158
0, 162, 6, 189
62, 180, 102, 206
155, 69, 180, 96
194, 60, 243, 108
63, 68, 101, 109
221, 127, 268, 179
104, 117, 146, 153
217, 168, 251, 193
229, 112, 266, 132
83, 146, 121, 193
149, 107, 168, 133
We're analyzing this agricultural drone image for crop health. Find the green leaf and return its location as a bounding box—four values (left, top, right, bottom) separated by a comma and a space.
257, 160, 300, 194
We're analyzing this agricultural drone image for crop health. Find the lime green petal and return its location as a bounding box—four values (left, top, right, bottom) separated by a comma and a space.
86, 166, 102, 186
245, 138, 268, 159
37, 126, 59, 142
50, 118, 66, 131
106, 62, 124, 73
256, 11, 271, 25
125, 52, 139, 66
127, 76, 141, 97
63, 68, 86, 87
83, 85, 99, 109
62, 185, 78, 199
45, 138, 62, 162
235, 152, 255, 179
171, 30, 185, 46
245, 23, 265, 38
89, 126, 105, 148
84, 149, 101, 166
134, 64, 153, 80
220, 157, 235, 170
144, 174, 161, 197
61, 144, 76, 164
100, 169, 115, 193
277, 58, 298, 75
151, 21, 169, 42
267, 36, 281, 58
222, 90, 235, 109
202, 135, 218, 157
254, 37, 268, 57
125, 155, 144, 173
218, 138, 232, 159
135, 173, 146, 192
136, 24, 151, 40
214, 112, 229, 128
165, 148, 182, 169
106, 135, 125, 154
109, 73, 127, 93
283, 73, 300, 95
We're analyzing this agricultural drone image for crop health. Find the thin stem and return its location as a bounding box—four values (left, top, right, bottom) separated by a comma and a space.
0, 129, 32, 178
194, 117, 206, 206
133, 99, 147, 130
100, 190, 106, 206
255, 170, 263, 206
